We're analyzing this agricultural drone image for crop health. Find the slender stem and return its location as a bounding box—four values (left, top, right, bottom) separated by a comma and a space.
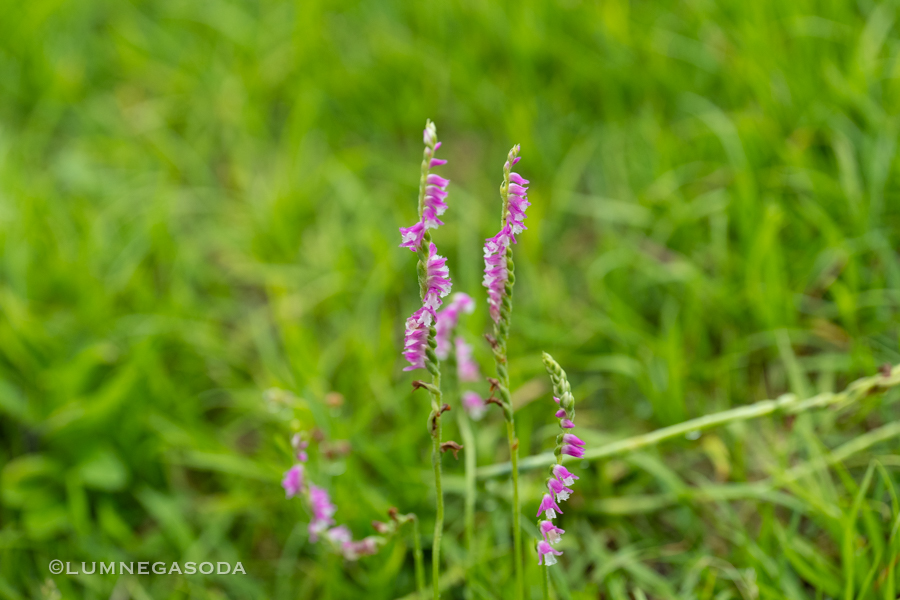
427, 366, 444, 600
450, 355, 477, 594
457, 408, 476, 566
541, 563, 551, 600
490, 145, 524, 600
431, 416, 443, 600
411, 516, 426, 598
477, 365, 900, 479
507, 419, 522, 598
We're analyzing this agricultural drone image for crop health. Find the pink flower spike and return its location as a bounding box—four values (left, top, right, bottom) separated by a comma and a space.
555, 409, 566, 418
422, 206, 444, 230
537, 540, 563, 566
551, 464, 580, 486
424, 190, 448, 216
402, 306, 434, 371
482, 225, 512, 323
426, 243, 452, 299
560, 419, 575, 429
548, 478, 574, 502
430, 158, 448, 167
456, 337, 480, 382
425, 184, 448, 200
423, 290, 442, 312
325, 525, 352, 544
562, 444, 585, 458
510, 172, 529, 185
539, 520, 565, 545
435, 293, 475, 360
307, 484, 337, 541
308, 520, 328, 541
310, 485, 337, 522
342, 537, 379, 560
282, 465, 304, 498
462, 391, 486, 420
536, 493, 563, 520
426, 174, 450, 187
399, 221, 426, 251
562, 433, 585, 447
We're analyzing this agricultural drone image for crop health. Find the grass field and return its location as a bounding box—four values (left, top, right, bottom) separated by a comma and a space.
3, 0, 900, 598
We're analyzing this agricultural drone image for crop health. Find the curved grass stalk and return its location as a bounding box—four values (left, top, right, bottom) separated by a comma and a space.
477, 364, 900, 479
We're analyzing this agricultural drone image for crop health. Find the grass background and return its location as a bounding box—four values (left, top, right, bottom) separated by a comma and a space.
2, 0, 900, 598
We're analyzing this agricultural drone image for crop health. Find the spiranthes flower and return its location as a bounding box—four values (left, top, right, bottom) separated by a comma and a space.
462, 390, 486, 420
282, 433, 387, 562
308, 485, 337, 540
402, 243, 453, 371
548, 478, 574, 502
482, 145, 531, 325
342, 537, 380, 560
536, 493, 564, 520
291, 434, 309, 462
538, 354, 586, 568
325, 525, 353, 544
402, 307, 433, 372
424, 123, 437, 146
506, 185, 530, 240
551, 464, 579, 487
435, 293, 475, 360
539, 520, 565, 545
455, 337, 480, 382
482, 226, 512, 323
537, 540, 563, 566
424, 181, 448, 214
562, 433, 585, 448
426, 243, 452, 294
399, 125, 449, 252
399, 220, 426, 251
561, 444, 585, 458
281, 465, 304, 498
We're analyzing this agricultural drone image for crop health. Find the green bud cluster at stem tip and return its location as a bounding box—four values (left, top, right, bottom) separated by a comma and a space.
543, 352, 575, 462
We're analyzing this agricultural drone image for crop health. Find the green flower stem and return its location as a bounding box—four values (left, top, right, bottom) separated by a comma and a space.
450, 359, 477, 592
490, 144, 524, 600
506, 419, 522, 598
477, 364, 900, 479
413, 125, 445, 598
422, 321, 443, 600
457, 410, 476, 563
430, 402, 443, 600
541, 560, 551, 600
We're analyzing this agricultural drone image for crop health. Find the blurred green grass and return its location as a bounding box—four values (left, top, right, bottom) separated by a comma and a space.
2, 0, 900, 598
